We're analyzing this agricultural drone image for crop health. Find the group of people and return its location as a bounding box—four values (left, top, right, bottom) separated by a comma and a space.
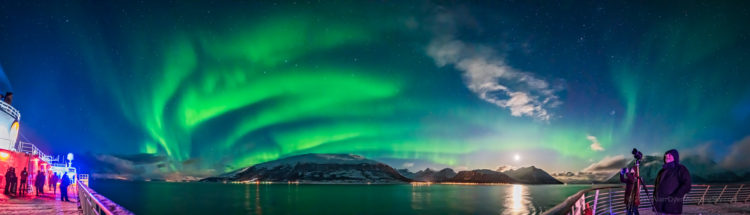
620, 149, 692, 215
2, 167, 73, 201
3, 167, 22, 195
3, 167, 29, 195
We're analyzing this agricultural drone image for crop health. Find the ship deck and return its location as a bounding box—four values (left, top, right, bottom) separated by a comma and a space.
636, 203, 750, 214
0, 187, 80, 215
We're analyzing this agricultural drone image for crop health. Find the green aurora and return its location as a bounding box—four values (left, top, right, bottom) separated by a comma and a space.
1, 1, 749, 175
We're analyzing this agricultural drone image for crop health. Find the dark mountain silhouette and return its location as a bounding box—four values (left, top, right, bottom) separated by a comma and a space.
397, 169, 415, 179
410, 168, 457, 182
501, 166, 563, 184
201, 154, 410, 183
446, 169, 517, 183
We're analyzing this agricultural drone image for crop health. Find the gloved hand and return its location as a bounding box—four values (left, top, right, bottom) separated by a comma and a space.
620, 168, 627, 175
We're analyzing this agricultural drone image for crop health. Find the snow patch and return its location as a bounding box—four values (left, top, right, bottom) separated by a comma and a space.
253, 153, 380, 170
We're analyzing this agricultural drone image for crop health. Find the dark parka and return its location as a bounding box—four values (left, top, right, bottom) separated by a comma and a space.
620, 171, 640, 206
654, 149, 692, 214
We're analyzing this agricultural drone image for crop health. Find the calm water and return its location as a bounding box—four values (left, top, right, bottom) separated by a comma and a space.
91, 180, 591, 215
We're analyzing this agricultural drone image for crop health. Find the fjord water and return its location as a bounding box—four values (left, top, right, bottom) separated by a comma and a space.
91, 180, 591, 214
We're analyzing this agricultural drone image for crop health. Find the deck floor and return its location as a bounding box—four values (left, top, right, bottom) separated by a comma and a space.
635, 202, 750, 215
0, 187, 80, 215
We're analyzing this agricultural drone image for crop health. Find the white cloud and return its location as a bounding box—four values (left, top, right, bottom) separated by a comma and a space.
579, 155, 628, 181
587, 135, 605, 151
496, 165, 514, 172
721, 136, 750, 171
454, 166, 470, 171
402, 162, 415, 168
427, 37, 562, 121
91, 154, 213, 181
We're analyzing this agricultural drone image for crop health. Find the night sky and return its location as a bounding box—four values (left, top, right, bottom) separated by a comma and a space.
1, 1, 749, 176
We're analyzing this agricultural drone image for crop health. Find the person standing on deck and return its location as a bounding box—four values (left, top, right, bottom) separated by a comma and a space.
654, 149, 692, 215
59, 172, 70, 201
19, 167, 28, 196
50, 172, 58, 194
35, 170, 45, 196
3, 167, 10, 194
620, 167, 640, 215
9, 168, 16, 194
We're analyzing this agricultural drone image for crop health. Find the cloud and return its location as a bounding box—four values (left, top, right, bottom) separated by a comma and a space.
496, 165, 514, 172
582, 155, 627, 173
113, 153, 167, 164
682, 142, 716, 162
587, 135, 605, 151
579, 155, 629, 181
402, 162, 415, 168
721, 136, 750, 172
454, 166, 470, 171
87, 153, 214, 181
426, 21, 562, 121
551, 155, 630, 183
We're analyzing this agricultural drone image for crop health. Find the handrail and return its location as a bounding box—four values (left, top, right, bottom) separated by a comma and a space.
12, 141, 63, 164
77, 179, 134, 215
543, 185, 621, 215
16, 141, 47, 161
545, 184, 750, 215
0, 100, 20, 121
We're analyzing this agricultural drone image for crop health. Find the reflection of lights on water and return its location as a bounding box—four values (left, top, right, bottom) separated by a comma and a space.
255, 183, 262, 215
411, 182, 434, 210
244, 184, 251, 212
512, 185, 522, 210
505, 184, 529, 214
410, 182, 432, 186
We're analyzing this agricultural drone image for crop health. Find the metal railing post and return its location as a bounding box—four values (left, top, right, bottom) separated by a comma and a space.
545, 184, 750, 215
698, 185, 710, 205
732, 184, 743, 203
715, 185, 727, 204
609, 188, 613, 214
76, 179, 133, 215
593, 189, 599, 214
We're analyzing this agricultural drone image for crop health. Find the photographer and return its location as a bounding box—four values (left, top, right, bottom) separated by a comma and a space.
654, 149, 691, 215
620, 167, 640, 215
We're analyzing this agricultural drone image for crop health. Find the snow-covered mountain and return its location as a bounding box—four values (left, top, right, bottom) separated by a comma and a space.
201, 154, 411, 183
397, 169, 415, 179
447, 169, 517, 183
410, 168, 457, 182
501, 166, 562, 184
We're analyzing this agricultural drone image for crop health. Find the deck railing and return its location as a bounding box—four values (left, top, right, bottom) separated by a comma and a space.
0, 100, 20, 121
15, 141, 53, 162
543, 183, 750, 215
77, 177, 134, 215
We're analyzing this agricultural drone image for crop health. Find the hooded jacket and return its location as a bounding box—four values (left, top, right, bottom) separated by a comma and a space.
654, 149, 692, 214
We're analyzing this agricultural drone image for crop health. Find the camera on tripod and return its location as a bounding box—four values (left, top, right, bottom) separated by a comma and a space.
622, 148, 644, 174
622, 147, 655, 212
632, 148, 643, 161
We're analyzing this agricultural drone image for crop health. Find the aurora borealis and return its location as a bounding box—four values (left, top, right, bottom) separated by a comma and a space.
1, 1, 749, 176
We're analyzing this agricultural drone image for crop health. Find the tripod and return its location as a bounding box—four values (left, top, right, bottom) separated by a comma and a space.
638, 176, 656, 212
625, 159, 656, 214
